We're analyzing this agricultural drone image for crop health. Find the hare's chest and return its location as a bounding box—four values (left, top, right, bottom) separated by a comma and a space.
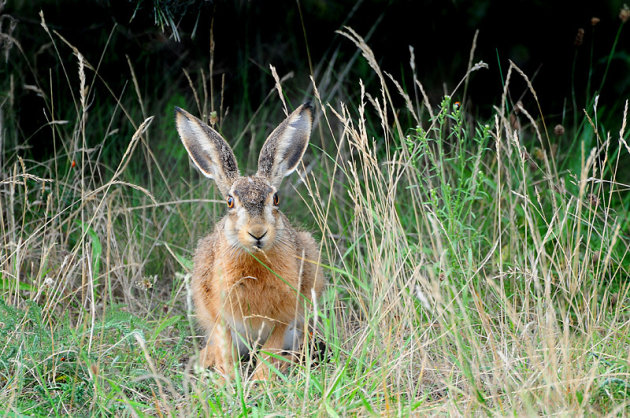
216, 254, 300, 321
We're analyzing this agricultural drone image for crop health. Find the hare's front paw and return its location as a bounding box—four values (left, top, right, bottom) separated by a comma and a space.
199, 342, 234, 376
251, 354, 292, 382
251, 364, 270, 382
198, 344, 216, 368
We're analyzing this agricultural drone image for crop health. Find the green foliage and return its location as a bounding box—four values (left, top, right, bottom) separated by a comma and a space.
129, 0, 202, 41
1, 3, 629, 416
0, 298, 195, 415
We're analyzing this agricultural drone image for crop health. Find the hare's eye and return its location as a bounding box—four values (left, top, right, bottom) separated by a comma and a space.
273, 193, 279, 206
227, 196, 234, 209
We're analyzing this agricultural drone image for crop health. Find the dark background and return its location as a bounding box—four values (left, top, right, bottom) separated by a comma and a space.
4, 0, 629, 157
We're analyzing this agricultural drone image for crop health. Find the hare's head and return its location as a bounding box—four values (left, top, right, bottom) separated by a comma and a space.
175, 103, 313, 252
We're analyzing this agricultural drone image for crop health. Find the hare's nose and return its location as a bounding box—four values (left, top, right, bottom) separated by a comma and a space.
248, 230, 268, 241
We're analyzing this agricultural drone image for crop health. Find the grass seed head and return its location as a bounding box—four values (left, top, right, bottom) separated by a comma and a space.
575, 28, 585, 46
554, 124, 565, 136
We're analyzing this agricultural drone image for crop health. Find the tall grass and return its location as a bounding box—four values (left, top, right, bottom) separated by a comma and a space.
1, 14, 629, 416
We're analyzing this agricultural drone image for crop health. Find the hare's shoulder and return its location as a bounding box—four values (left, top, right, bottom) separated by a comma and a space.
295, 230, 317, 254
295, 230, 325, 296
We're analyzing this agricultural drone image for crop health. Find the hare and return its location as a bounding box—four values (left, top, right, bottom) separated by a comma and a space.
175, 103, 324, 381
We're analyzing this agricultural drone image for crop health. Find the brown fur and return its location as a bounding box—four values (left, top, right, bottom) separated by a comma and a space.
192, 217, 324, 379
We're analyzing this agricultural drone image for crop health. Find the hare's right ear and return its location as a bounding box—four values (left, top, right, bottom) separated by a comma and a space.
175, 107, 239, 196
256, 103, 313, 188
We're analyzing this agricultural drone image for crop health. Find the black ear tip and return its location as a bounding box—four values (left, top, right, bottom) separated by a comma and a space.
174, 106, 191, 121
302, 101, 313, 111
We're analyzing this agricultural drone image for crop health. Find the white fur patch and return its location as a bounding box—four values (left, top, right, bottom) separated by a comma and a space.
177, 116, 218, 179
224, 316, 304, 356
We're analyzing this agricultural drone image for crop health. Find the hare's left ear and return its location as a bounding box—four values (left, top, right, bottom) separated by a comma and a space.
175, 107, 240, 196
256, 102, 313, 188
